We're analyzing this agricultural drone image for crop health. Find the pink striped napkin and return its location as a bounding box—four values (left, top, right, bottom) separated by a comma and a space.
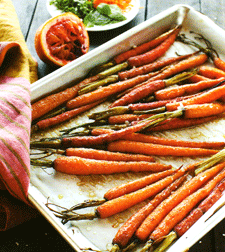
0, 0, 39, 230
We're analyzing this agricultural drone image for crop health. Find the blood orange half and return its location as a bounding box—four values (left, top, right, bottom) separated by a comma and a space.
35, 12, 89, 67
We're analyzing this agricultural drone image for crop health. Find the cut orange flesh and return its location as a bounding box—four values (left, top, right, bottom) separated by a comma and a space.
35, 12, 89, 67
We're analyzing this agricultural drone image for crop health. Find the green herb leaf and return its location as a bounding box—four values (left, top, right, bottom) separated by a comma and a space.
97, 3, 126, 21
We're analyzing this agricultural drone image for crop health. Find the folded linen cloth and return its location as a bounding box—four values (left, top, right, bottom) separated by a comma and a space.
0, 0, 39, 230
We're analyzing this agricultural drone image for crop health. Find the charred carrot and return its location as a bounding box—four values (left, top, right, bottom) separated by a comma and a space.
174, 178, 225, 237
198, 65, 225, 79
32, 100, 104, 132
154, 77, 225, 101
150, 163, 225, 244
66, 73, 153, 109
111, 175, 186, 249
65, 147, 155, 162
118, 52, 197, 80
92, 128, 225, 149
104, 169, 175, 201
113, 27, 180, 64
107, 140, 218, 157
109, 70, 197, 107
128, 27, 181, 67
134, 161, 225, 243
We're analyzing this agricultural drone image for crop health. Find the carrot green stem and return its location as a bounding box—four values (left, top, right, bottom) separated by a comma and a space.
110, 244, 120, 252
153, 231, 177, 252
89, 106, 130, 121
122, 240, 139, 252
31, 159, 54, 167
78, 75, 119, 95
134, 106, 166, 115
195, 148, 225, 175
98, 62, 129, 78
140, 239, 154, 252
164, 68, 198, 87
88, 61, 115, 76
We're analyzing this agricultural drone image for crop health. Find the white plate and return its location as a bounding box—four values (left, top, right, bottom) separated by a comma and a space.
46, 0, 140, 31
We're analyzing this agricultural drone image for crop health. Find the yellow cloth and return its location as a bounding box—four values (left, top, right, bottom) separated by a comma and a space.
0, 0, 38, 82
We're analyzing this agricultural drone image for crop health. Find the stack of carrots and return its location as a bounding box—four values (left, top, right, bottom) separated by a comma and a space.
31, 24, 225, 251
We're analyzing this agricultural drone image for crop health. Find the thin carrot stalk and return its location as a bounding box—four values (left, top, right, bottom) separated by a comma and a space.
134, 161, 225, 243
92, 128, 225, 149
107, 140, 218, 157
152, 231, 177, 252
198, 65, 225, 79
174, 178, 225, 238
32, 100, 104, 132
111, 175, 186, 249
104, 169, 175, 201
78, 75, 119, 95
65, 147, 155, 162
127, 27, 181, 67
154, 77, 225, 101
113, 27, 180, 64
149, 163, 225, 244
66, 73, 153, 110
118, 52, 198, 80
165, 81, 225, 110
109, 69, 197, 107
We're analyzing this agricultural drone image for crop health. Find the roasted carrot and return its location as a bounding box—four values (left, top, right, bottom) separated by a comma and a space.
32, 84, 80, 121
134, 161, 225, 243
108, 114, 154, 124
212, 55, 225, 72
118, 52, 197, 80
187, 74, 211, 83
96, 169, 185, 219
32, 100, 104, 132
174, 178, 225, 237
154, 77, 225, 101
107, 140, 218, 157
104, 169, 175, 201
65, 147, 155, 162
66, 73, 153, 109
113, 27, 180, 64
150, 163, 225, 244
92, 128, 225, 149
30, 115, 164, 148
198, 65, 225, 79
111, 175, 186, 249
165, 82, 225, 110
109, 70, 197, 107
32, 156, 171, 175
148, 115, 220, 132
127, 27, 181, 67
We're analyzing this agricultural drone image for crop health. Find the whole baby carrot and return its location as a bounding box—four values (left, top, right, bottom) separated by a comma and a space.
128, 27, 181, 67
118, 52, 197, 80
113, 27, 180, 64
134, 161, 225, 243
66, 73, 153, 109
108, 114, 154, 124
107, 140, 218, 157
154, 77, 225, 101
165, 82, 225, 110
150, 164, 225, 244
65, 147, 155, 162
111, 175, 186, 249
198, 65, 225, 79
104, 169, 175, 201
109, 70, 197, 107
92, 128, 225, 149
174, 178, 225, 237
32, 100, 104, 131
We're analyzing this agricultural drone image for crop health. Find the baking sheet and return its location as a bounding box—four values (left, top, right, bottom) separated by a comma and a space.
29, 4, 225, 252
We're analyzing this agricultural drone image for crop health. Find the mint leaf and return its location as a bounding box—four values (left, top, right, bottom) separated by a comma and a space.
97, 3, 126, 21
